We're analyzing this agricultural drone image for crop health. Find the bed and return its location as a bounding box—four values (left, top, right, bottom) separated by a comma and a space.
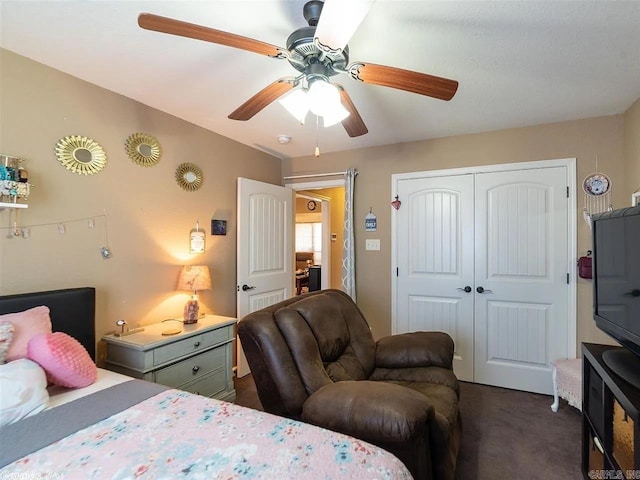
0, 288, 412, 479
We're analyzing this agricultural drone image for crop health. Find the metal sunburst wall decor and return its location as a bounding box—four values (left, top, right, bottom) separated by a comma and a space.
175, 163, 203, 191
125, 132, 162, 167
55, 135, 107, 175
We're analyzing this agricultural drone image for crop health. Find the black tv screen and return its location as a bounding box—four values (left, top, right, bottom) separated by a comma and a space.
592, 205, 640, 358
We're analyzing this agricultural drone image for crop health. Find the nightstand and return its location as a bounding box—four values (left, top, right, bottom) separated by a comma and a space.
102, 315, 236, 402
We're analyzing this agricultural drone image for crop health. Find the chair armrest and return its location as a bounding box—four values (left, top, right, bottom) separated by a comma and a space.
375, 332, 454, 369
301, 380, 434, 443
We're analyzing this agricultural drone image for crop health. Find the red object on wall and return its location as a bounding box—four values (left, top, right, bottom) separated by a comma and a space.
578, 255, 592, 279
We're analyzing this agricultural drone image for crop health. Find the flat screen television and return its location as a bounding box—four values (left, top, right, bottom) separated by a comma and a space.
591, 205, 640, 388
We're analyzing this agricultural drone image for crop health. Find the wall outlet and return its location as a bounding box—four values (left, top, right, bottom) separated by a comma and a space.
365, 239, 381, 251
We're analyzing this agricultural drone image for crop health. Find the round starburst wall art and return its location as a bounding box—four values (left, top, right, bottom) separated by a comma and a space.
55, 135, 107, 175
125, 132, 162, 167
175, 162, 203, 191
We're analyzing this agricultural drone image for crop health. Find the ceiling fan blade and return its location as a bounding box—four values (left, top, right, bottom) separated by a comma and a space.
336, 86, 368, 137
228, 78, 296, 121
138, 13, 286, 58
314, 0, 375, 51
349, 62, 459, 101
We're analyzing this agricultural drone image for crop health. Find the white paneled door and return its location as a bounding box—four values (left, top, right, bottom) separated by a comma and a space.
236, 177, 294, 377
394, 164, 570, 394
395, 174, 476, 381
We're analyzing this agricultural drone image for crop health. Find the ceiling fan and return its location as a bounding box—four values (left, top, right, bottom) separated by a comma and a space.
138, 0, 459, 138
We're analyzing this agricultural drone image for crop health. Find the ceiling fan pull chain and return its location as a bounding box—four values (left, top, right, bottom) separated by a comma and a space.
315, 115, 320, 157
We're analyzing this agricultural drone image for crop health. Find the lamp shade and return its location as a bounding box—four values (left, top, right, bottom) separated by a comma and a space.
177, 265, 212, 292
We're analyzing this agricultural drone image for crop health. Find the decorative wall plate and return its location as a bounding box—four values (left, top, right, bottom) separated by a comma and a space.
175, 163, 203, 191
125, 133, 162, 167
55, 135, 107, 175
582, 173, 611, 197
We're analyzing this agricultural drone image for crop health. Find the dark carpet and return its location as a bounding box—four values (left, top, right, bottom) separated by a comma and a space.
233, 375, 582, 479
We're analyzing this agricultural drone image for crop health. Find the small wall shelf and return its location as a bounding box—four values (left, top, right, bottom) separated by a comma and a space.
0, 202, 28, 209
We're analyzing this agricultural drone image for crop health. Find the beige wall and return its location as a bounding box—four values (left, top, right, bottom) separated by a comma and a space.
0, 49, 281, 363
624, 98, 640, 199
283, 114, 635, 348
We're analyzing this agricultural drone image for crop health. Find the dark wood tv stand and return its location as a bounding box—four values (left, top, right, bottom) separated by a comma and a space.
582, 343, 640, 479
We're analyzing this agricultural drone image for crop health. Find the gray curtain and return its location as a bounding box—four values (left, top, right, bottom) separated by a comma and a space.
341, 168, 357, 300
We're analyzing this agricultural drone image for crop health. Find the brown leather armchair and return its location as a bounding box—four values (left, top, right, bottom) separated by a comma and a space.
237, 289, 461, 480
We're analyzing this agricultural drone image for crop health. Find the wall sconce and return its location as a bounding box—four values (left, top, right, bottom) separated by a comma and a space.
177, 265, 212, 324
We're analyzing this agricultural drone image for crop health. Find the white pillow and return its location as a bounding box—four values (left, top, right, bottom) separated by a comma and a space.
0, 358, 49, 426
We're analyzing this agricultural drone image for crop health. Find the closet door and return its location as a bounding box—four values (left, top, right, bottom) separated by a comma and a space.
473, 167, 568, 394
395, 175, 475, 381
394, 165, 570, 394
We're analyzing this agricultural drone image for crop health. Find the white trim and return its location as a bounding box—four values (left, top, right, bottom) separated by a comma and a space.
285, 178, 344, 190
391, 157, 577, 359
284, 171, 348, 180
391, 158, 574, 182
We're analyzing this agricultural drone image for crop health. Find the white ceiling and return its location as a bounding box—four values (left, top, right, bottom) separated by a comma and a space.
2, 1, 640, 159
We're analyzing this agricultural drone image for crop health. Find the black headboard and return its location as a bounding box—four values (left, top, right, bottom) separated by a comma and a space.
0, 287, 96, 360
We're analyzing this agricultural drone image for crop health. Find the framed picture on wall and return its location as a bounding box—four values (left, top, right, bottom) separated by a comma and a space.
212, 219, 227, 235
633, 191, 640, 207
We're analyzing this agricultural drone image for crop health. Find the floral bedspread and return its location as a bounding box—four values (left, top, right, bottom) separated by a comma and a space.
0, 390, 412, 479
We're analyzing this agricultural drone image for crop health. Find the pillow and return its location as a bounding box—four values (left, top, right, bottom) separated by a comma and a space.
1, 306, 52, 362
28, 332, 97, 388
0, 322, 14, 364
0, 358, 49, 427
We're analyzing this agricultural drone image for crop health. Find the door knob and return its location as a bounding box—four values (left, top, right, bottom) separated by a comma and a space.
476, 286, 493, 294
241, 284, 256, 291
457, 286, 472, 293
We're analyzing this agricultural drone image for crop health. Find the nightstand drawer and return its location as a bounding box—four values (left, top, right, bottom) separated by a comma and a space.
181, 368, 226, 398
155, 347, 224, 388
153, 325, 232, 366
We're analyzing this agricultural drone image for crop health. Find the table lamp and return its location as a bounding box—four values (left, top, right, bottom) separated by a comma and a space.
177, 265, 212, 324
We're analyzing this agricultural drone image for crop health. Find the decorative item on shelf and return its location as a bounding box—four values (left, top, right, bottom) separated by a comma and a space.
582, 166, 612, 228
175, 162, 203, 191
391, 195, 401, 210
125, 132, 162, 167
177, 265, 212, 324
189, 220, 205, 253
113, 319, 144, 337
0, 154, 31, 207
55, 135, 107, 175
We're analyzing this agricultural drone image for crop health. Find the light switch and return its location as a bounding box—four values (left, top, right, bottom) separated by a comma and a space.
365, 239, 380, 251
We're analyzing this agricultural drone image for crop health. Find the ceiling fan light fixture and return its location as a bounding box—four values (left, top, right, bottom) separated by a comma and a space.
279, 89, 309, 124
308, 79, 341, 116
322, 102, 350, 127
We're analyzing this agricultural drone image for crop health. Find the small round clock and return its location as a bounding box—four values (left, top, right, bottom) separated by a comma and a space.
307, 200, 317, 211
583, 173, 611, 197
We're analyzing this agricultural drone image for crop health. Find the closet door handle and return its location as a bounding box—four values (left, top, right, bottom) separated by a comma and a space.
457, 286, 472, 293
476, 286, 493, 294
241, 284, 256, 292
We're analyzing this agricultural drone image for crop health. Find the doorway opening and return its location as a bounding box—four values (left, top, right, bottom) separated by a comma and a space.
287, 179, 345, 294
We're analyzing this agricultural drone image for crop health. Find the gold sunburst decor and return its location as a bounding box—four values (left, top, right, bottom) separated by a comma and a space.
175, 163, 203, 191
55, 135, 107, 175
125, 132, 162, 167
